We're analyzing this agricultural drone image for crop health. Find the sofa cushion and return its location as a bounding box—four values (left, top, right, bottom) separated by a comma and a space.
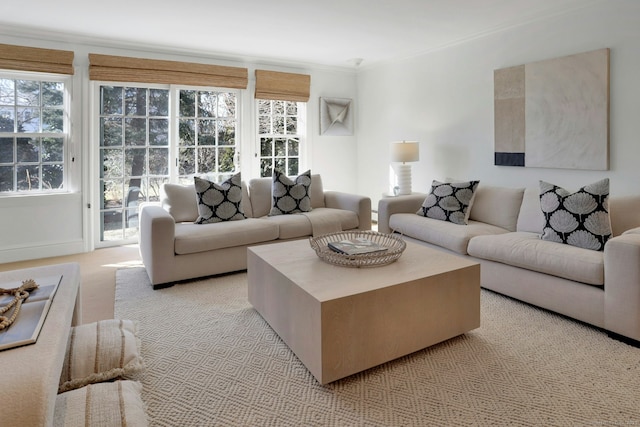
194, 174, 246, 224
269, 170, 312, 215
417, 180, 479, 225
304, 208, 358, 235
540, 179, 612, 251
161, 183, 199, 223
260, 213, 312, 239
162, 180, 251, 223
468, 232, 604, 285
257, 208, 358, 239
174, 218, 279, 255
469, 185, 524, 232
249, 174, 325, 218
390, 213, 508, 255
624, 227, 640, 236
516, 187, 545, 233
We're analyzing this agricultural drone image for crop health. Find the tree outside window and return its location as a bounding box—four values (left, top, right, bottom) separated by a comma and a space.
0, 77, 66, 192
258, 100, 301, 178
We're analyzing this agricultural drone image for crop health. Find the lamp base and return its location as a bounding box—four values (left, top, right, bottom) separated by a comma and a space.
394, 163, 412, 195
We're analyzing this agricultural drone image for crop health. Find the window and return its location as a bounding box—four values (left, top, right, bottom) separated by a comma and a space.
0, 74, 68, 193
258, 100, 304, 177
178, 90, 237, 184
97, 84, 239, 243
99, 85, 170, 241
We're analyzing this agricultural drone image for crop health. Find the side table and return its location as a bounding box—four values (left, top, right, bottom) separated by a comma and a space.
0, 262, 81, 427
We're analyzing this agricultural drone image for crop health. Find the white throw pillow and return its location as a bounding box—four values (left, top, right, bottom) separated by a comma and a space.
161, 183, 199, 223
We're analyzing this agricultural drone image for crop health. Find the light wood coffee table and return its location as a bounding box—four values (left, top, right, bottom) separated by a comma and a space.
247, 239, 480, 384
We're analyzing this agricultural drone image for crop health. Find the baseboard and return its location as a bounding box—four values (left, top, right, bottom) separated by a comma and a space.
0, 240, 86, 264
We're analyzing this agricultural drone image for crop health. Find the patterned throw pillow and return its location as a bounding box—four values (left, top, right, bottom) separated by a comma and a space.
539, 178, 611, 251
416, 180, 480, 225
269, 169, 312, 216
194, 173, 246, 224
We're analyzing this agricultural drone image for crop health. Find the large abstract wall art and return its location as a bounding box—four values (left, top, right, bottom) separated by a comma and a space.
494, 48, 609, 170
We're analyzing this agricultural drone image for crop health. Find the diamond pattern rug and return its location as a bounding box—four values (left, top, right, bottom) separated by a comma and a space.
115, 267, 640, 426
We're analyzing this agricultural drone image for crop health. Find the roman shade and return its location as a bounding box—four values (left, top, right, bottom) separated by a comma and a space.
254, 69, 310, 102
89, 54, 248, 89
0, 43, 74, 75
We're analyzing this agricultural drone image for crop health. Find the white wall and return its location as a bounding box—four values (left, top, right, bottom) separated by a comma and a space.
0, 33, 358, 263
308, 70, 359, 193
356, 1, 640, 207
5, 1, 637, 264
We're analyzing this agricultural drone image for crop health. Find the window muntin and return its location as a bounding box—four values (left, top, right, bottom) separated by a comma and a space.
178, 90, 237, 184
97, 85, 239, 243
0, 75, 67, 193
99, 85, 170, 241
258, 100, 301, 177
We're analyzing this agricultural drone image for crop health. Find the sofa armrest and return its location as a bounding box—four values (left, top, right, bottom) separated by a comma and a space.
324, 191, 372, 230
377, 194, 426, 233
604, 233, 640, 341
138, 204, 177, 285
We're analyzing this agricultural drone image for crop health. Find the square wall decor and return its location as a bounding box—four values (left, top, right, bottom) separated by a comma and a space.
320, 97, 353, 136
494, 48, 609, 170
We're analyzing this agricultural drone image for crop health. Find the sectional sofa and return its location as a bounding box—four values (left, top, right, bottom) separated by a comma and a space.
139, 174, 371, 287
377, 183, 640, 344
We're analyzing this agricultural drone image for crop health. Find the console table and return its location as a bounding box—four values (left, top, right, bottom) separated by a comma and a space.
0, 263, 81, 427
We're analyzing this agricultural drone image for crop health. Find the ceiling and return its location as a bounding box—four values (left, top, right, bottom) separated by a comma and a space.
2, 0, 598, 69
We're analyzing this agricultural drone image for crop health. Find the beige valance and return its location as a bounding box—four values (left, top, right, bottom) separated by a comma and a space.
255, 69, 310, 102
89, 54, 248, 89
0, 43, 74, 75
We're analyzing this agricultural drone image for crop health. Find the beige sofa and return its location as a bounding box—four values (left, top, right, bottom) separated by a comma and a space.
378, 185, 640, 344
139, 175, 371, 288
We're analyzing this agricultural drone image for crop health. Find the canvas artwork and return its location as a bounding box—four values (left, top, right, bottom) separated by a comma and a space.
494, 48, 609, 170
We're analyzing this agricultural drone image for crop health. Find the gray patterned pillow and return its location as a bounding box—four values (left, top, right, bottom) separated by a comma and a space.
194, 173, 246, 224
416, 180, 480, 225
539, 178, 611, 251
269, 169, 312, 216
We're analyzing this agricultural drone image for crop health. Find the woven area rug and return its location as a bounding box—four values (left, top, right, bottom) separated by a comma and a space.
115, 267, 640, 427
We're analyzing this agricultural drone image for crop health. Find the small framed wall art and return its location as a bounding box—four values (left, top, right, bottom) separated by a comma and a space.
319, 97, 353, 136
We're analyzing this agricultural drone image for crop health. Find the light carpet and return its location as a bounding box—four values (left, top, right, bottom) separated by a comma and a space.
115, 267, 640, 427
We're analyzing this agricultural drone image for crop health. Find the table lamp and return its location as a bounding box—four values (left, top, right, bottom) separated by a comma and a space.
390, 141, 419, 195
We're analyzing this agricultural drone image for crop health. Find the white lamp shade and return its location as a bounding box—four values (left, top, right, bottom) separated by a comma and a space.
390, 141, 419, 163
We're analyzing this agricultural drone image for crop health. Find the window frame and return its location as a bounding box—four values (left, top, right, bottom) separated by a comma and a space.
256, 99, 307, 178
0, 70, 72, 196
91, 80, 242, 247
173, 85, 241, 185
